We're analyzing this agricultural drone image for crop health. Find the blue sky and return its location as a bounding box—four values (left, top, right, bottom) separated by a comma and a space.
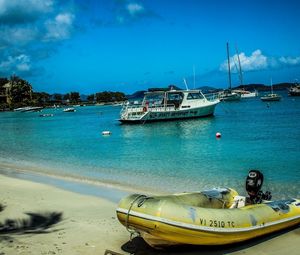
1, 0, 300, 94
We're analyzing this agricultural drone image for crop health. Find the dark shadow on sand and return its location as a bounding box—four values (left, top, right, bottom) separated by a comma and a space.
0, 203, 5, 212
121, 225, 300, 255
0, 211, 63, 235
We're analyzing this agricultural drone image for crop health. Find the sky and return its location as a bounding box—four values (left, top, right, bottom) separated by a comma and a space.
0, 0, 300, 94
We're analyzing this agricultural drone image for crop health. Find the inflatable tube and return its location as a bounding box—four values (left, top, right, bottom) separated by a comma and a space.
116, 188, 300, 248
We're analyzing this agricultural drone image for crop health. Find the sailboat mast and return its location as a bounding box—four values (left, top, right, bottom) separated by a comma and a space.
227, 42, 232, 90
193, 65, 196, 89
271, 78, 273, 94
235, 44, 243, 86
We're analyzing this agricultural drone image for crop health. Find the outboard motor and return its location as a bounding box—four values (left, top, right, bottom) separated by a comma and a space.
246, 170, 272, 204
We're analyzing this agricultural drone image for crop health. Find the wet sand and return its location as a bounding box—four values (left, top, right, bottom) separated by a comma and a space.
0, 173, 299, 255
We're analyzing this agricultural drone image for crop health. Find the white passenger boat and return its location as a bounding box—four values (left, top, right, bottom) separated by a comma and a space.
119, 89, 219, 124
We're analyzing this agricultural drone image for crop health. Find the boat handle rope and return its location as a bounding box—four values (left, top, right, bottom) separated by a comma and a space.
125, 194, 151, 240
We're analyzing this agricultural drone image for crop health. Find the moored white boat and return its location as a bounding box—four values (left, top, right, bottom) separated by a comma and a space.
288, 82, 300, 96
219, 89, 241, 101
233, 89, 258, 98
261, 93, 281, 101
63, 107, 76, 112
219, 43, 241, 102
119, 89, 219, 123
14, 106, 43, 112
260, 78, 281, 101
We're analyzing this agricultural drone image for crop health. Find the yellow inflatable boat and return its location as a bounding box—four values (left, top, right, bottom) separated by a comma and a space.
116, 188, 300, 247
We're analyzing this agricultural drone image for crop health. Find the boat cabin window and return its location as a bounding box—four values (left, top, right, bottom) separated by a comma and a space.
166, 92, 184, 108
187, 92, 204, 100
144, 93, 164, 106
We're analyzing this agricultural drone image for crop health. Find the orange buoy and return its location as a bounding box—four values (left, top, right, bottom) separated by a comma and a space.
216, 132, 221, 138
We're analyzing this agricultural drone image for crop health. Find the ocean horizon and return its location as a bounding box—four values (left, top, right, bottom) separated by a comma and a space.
0, 92, 299, 200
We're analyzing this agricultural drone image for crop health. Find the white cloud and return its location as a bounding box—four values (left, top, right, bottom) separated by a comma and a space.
44, 12, 75, 41
238, 50, 268, 71
126, 3, 144, 16
0, 54, 31, 73
279, 56, 300, 65
220, 49, 300, 72
16, 54, 31, 71
0, 0, 53, 24
220, 49, 268, 72
112, 1, 159, 25
0, 26, 39, 47
0, 0, 77, 78
0, 1, 76, 48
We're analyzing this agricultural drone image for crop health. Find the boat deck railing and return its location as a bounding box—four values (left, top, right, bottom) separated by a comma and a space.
203, 93, 220, 102
122, 103, 176, 114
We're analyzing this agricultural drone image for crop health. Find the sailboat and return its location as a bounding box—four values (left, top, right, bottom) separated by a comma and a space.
219, 43, 241, 101
260, 78, 281, 101
232, 45, 258, 98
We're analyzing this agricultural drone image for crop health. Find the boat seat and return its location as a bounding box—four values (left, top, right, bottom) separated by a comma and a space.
229, 195, 246, 209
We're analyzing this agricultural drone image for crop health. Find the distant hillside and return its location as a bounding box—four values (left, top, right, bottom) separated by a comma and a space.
126, 82, 294, 99
126, 90, 146, 100
126, 85, 182, 99
234, 83, 293, 91
234, 84, 268, 91
197, 86, 220, 93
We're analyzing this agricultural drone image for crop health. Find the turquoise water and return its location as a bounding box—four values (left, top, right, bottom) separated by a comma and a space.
0, 94, 299, 199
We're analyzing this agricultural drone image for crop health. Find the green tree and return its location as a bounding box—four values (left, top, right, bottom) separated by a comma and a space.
53, 93, 62, 102
0, 77, 9, 87
114, 91, 126, 101
9, 75, 33, 106
69, 92, 80, 103
96, 91, 110, 102
95, 91, 126, 103
87, 94, 95, 102
32, 92, 50, 106
0, 77, 10, 109
63, 94, 70, 101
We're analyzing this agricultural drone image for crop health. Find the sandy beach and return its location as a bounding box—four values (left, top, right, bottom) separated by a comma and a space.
0, 173, 299, 255
0, 174, 129, 255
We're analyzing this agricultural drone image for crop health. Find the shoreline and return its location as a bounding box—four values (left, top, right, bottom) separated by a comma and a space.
0, 162, 161, 203
1, 167, 300, 254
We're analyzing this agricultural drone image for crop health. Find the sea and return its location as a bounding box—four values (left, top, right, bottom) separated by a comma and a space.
0, 92, 299, 201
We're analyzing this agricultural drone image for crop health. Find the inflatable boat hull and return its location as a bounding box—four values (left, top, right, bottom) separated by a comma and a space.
116, 188, 300, 247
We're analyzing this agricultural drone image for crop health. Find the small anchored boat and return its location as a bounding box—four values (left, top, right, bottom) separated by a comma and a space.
116, 170, 300, 248
233, 89, 258, 98
261, 78, 281, 101
39, 113, 54, 117
261, 93, 281, 101
63, 107, 76, 112
288, 81, 300, 96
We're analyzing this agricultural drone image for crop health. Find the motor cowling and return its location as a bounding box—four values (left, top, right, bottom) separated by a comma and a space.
246, 170, 264, 203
